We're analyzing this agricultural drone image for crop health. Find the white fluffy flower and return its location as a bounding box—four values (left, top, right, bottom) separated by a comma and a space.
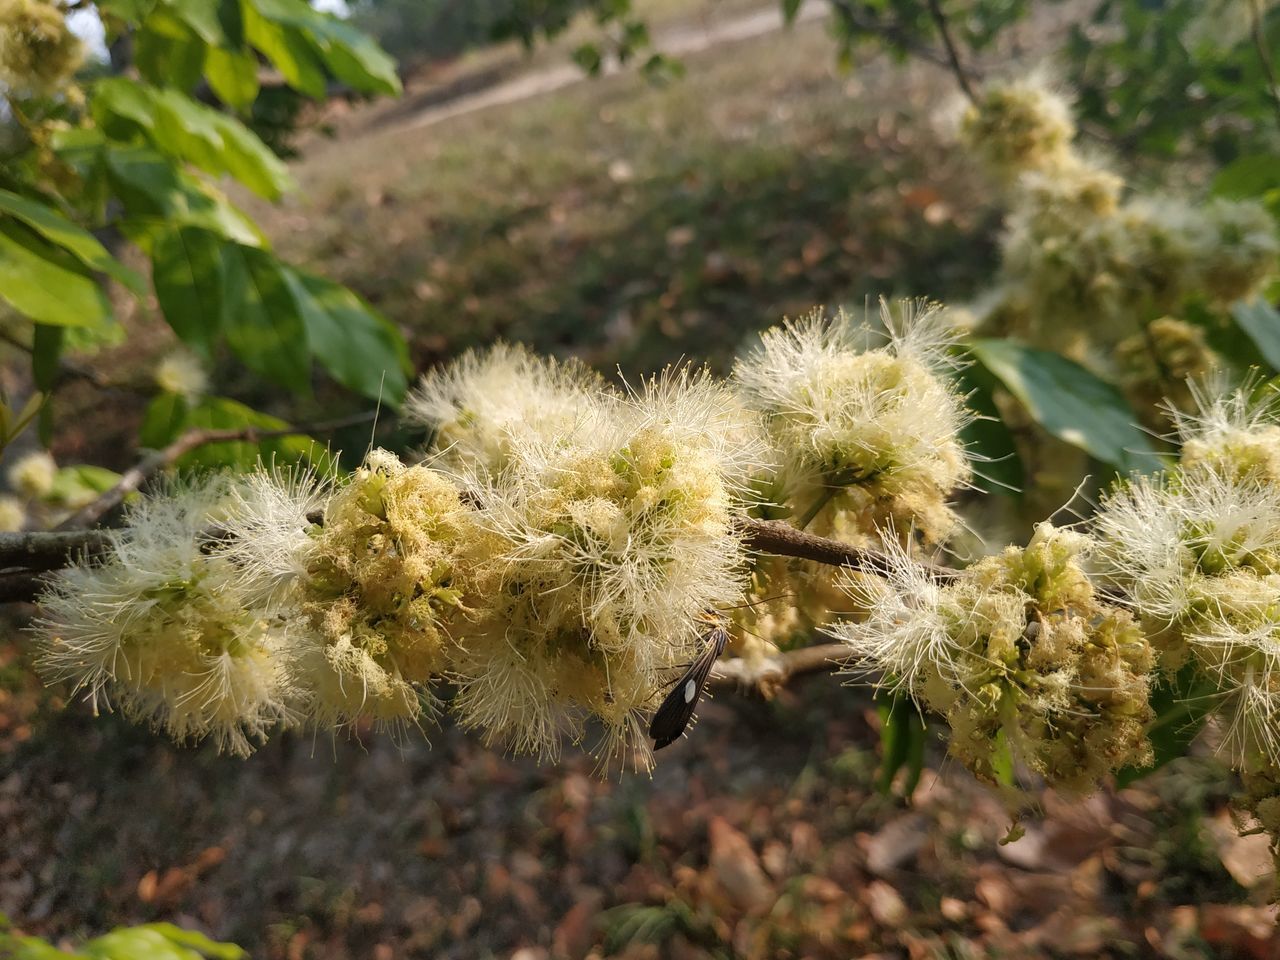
7, 449, 56, 498
154, 349, 209, 401
732, 299, 971, 542
32, 476, 292, 756
405, 342, 608, 475
452, 368, 763, 765
0, 495, 25, 531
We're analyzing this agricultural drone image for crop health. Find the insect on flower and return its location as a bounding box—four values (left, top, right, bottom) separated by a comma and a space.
649, 616, 730, 750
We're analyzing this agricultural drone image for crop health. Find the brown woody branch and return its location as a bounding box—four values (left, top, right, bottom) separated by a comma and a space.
736, 517, 960, 582
709, 642, 851, 693
55, 412, 377, 530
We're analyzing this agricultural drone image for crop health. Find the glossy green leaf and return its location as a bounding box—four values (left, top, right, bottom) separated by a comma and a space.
219, 245, 310, 392
249, 0, 401, 95
285, 270, 409, 403
105, 147, 262, 246
163, 0, 225, 44
176, 396, 319, 469
0, 221, 112, 330
204, 46, 260, 108
95, 0, 159, 23
0, 190, 144, 293
1212, 154, 1280, 200
970, 338, 1156, 474
48, 465, 123, 507
1232, 298, 1280, 372
140, 392, 190, 449
150, 227, 225, 354
956, 362, 1022, 494
134, 8, 207, 91
243, 4, 327, 98
95, 81, 292, 200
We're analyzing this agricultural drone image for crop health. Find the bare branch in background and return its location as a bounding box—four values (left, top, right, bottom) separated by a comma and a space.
737, 517, 961, 581
709, 641, 851, 693
55, 412, 378, 530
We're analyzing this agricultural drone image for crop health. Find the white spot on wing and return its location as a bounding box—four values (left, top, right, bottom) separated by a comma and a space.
684, 679, 697, 703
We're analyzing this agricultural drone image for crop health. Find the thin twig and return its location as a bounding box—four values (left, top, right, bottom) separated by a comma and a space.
736, 517, 961, 581
826, 0, 981, 83
1250, 0, 1280, 133
709, 641, 850, 692
55, 412, 378, 530
925, 0, 977, 102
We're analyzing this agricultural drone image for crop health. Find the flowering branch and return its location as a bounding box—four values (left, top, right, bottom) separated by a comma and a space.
55, 412, 379, 530
737, 517, 960, 581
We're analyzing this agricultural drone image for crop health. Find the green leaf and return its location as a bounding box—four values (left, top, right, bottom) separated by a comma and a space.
32, 325, 63, 393
970, 338, 1156, 474
132, 924, 244, 960
150, 227, 225, 354
1232, 298, 1280, 373
1212, 154, 1280, 200
248, 0, 401, 95
0, 221, 113, 330
1116, 665, 1217, 788
956, 362, 1022, 494
875, 692, 918, 795
134, 8, 208, 91
0, 190, 145, 293
285, 270, 409, 403
163, 0, 225, 44
96, 0, 159, 23
782, 0, 804, 23
105, 146, 263, 246
243, 4, 327, 99
48, 465, 123, 508
219, 244, 310, 392
95, 81, 292, 200
204, 46, 260, 109
176, 396, 319, 469
140, 392, 189, 448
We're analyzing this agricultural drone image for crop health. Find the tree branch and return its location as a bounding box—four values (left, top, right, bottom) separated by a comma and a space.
709, 642, 850, 694
825, 0, 982, 84
55, 412, 378, 530
736, 517, 960, 581
925, 0, 977, 103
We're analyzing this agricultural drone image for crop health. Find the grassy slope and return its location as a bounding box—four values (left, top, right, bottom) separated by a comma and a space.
256, 11, 999, 379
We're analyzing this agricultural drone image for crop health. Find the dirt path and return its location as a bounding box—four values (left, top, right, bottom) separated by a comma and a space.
392, 1, 829, 134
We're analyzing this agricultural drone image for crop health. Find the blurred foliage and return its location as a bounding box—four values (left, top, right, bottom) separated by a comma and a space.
0, 0, 409, 476
0, 916, 243, 960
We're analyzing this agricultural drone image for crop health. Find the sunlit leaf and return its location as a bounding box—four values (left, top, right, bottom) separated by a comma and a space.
0, 221, 112, 330
0, 190, 145, 293
971, 338, 1156, 474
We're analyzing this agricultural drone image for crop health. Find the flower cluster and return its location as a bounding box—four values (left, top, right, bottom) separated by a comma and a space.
453, 370, 762, 766
834, 524, 1154, 794
0, 0, 82, 95
35, 477, 291, 757
729, 301, 973, 645
33, 348, 766, 768
1095, 384, 1280, 763
405, 342, 607, 474
958, 78, 1278, 361
731, 301, 971, 546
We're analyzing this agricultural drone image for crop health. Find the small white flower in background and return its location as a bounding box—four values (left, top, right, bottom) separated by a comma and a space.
32, 475, 292, 757
7, 449, 56, 499
954, 73, 1076, 181
405, 342, 609, 476
1173, 377, 1280, 484
0, 495, 25, 531
154, 349, 209, 401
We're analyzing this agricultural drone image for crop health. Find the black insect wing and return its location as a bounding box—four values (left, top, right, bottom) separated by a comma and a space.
649, 626, 728, 750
